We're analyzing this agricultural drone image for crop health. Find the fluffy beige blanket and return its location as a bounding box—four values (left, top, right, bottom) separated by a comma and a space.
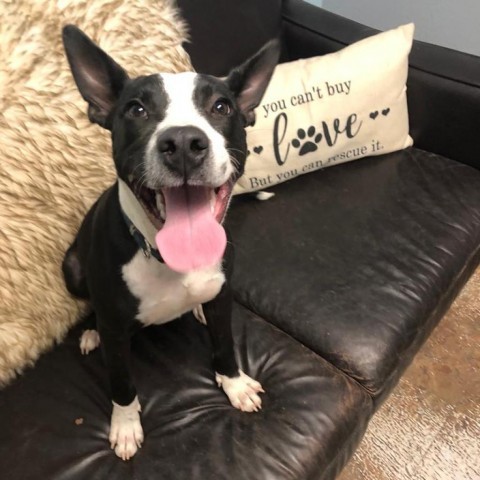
0, 0, 192, 386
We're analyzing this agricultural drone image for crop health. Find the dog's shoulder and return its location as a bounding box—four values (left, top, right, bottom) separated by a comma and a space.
79, 184, 139, 283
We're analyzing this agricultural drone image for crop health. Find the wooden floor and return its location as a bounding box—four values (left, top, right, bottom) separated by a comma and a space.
339, 267, 480, 480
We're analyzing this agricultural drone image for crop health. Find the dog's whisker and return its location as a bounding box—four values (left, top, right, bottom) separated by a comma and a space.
131, 160, 147, 177
227, 147, 246, 156
228, 154, 241, 172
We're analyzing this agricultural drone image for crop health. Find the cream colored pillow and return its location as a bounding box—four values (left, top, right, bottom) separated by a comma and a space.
235, 23, 415, 194
0, 0, 192, 386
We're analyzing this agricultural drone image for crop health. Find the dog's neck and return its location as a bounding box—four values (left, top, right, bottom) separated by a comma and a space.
118, 178, 159, 256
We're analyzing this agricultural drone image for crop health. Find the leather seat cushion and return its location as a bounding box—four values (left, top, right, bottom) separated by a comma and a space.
227, 148, 480, 399
0, 303, 371, 480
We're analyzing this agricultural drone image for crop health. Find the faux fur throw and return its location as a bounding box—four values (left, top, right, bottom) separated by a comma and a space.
0, 0, 192, 386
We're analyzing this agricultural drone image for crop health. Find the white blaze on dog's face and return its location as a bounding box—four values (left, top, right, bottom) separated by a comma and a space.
144, 72, 234, 189
62, 25, 279, 272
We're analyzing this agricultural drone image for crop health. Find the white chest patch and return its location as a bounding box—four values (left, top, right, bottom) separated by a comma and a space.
122, 251, 225, 326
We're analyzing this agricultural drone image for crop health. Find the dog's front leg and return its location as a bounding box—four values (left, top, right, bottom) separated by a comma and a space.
202, 283, 264, 412
98, 323, 143, 460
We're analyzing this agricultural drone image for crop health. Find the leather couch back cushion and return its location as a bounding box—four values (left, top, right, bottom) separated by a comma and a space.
176, 0, 282, 76
235, 24, 414, 194
227, 148, 480, 397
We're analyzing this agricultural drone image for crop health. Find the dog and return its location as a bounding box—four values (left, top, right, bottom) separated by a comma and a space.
61, 25, 279, 460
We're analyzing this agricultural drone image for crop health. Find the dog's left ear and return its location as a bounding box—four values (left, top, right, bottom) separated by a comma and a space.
227, 39, 280, 127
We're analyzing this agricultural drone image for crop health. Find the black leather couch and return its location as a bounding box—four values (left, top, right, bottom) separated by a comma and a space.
2, 1, 480, 479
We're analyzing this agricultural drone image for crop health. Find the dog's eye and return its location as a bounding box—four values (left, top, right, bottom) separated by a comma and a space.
212, 99, 231, 116
126, 101, 148, 119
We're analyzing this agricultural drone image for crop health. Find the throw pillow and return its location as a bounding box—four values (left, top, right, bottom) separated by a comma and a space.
235, 23, 415, 194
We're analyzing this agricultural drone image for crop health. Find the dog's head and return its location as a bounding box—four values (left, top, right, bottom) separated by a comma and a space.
62, 26, 279, 271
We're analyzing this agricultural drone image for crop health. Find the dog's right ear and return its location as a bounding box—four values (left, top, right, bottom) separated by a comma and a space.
62, 25, 129, 129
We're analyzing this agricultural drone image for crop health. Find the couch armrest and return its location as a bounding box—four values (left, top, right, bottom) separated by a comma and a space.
281, 0, 480, 170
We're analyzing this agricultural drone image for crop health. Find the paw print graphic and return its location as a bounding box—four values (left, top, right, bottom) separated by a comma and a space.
291, 126, 322, 156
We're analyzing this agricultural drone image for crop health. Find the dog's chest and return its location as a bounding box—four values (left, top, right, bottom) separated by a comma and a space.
122, 251, 225, 326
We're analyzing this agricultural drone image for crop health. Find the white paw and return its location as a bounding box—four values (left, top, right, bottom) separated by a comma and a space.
79, 329, 100, 355
256, 191, 275, 201
109, 396, 144, 461
215, 370, 264, 412
192, 304, 207, 325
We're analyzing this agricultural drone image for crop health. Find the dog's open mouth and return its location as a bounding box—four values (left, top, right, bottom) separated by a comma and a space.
130, 178, 233, 272
131, 180, 233, 229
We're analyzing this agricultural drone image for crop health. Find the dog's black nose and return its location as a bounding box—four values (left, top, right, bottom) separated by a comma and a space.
157, 126, 209, 178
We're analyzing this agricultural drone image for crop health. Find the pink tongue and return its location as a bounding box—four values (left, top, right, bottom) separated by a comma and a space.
155, 186, 226, 273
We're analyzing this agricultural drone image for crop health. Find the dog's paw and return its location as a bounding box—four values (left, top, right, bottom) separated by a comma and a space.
79, 329, 100, 355
109, 396, 143, 461
192, 304, 207, 325
215, 370, 264, 412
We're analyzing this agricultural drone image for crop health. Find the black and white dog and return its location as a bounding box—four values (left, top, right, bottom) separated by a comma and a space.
61, 26, 279, 460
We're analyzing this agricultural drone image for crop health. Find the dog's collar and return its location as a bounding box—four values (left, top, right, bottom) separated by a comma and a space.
118, 178, 163, 263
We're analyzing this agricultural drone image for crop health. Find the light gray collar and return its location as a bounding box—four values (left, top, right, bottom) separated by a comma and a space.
118, 178, 158, 248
